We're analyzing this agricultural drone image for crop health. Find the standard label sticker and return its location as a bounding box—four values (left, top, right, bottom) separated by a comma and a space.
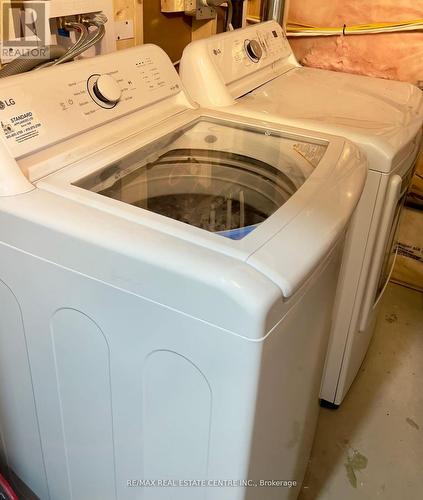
1, 109, 43, 145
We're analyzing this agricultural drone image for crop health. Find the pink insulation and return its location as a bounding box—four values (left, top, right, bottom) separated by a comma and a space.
287, 0, 423, 84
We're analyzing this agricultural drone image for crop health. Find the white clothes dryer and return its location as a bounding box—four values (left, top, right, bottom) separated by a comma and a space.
180, 21, 423, 407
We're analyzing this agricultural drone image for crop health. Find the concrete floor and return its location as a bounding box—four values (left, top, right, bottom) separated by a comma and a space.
298, 282, 423, 500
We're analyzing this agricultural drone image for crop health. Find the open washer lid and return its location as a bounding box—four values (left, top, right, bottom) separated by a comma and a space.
37, 109, 366, 299
72, 117, 321, 241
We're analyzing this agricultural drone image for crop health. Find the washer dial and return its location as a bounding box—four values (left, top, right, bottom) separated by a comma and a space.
87, 74, 121, 108
244, 39, 263, 63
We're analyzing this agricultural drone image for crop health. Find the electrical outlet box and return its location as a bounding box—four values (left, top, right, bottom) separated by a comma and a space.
115, 20, 134, 41
184, 0, 216, 20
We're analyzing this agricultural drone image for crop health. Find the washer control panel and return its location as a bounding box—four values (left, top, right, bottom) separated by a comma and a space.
207, 21, 292, 85
0, 45, 183, 157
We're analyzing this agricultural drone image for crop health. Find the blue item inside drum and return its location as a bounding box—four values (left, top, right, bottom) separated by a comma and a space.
83, 148, 299, 241
218, 224, 260, 240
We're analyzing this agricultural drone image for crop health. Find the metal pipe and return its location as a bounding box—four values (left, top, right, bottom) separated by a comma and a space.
261, 0, 287, 23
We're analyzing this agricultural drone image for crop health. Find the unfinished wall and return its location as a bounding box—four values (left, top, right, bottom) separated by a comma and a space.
114, 1, 220, 61
287, 0, 423, 290
142, 2, 193, 62
288, 1, 423, 85
247, 0, 262, 21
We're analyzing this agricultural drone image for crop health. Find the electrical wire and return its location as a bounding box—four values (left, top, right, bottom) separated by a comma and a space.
286, 18, 423, 37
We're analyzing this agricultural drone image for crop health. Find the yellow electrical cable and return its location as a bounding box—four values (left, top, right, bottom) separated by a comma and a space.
286, 18, 423, 36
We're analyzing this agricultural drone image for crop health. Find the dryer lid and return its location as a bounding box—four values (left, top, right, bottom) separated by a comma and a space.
179, 20, 422, 173
238, 67, 423, 172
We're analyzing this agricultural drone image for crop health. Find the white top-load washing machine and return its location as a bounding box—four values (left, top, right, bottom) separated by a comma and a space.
180, 21, 423, 407
0, 45, 365, 500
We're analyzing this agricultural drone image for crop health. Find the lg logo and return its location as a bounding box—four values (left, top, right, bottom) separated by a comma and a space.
0, 99, 15, 110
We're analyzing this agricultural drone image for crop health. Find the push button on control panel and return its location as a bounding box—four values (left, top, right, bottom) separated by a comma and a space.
87, 74, 122, 108
244, 39, 263, 63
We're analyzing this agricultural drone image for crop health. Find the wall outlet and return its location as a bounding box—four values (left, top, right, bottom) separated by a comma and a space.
115, 20, 134, 41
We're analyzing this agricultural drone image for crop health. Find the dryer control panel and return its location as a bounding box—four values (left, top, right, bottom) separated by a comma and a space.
179, 21, 297, 107
205, 21, 293, 85
0, 45, 185, 158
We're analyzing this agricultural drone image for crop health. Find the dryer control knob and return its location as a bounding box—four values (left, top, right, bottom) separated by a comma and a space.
93, 75, 122, 105
245, 39, 263, 62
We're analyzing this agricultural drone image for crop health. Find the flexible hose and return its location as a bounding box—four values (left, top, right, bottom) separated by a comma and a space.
53, 15, 108, 66
0, 14, 106, 76
0, 45, 67, 78
39, 18, 106, 69
60, 22, 89, 58
204, 0, 233, 31
38, 22, 106, 70
225, 1, 233, 31
54, 24, 105, 65
35, 22, 89, 70
51, 22, 90, 66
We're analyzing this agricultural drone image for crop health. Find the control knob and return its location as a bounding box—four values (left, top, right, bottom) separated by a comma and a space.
245, 39, 263, 62
93, 74, 122, 105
